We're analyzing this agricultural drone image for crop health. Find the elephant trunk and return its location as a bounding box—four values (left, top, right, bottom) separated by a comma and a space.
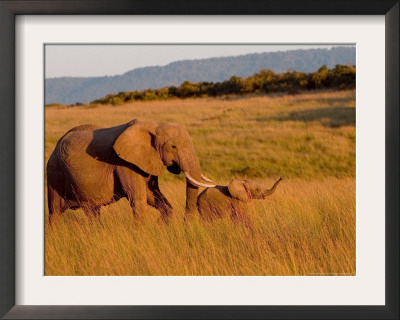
179, 147, 203, 216
263, 177, 283, 197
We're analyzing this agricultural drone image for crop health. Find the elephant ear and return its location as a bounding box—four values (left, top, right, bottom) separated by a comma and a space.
228, 180, 252, 203
113, 121, 165, 176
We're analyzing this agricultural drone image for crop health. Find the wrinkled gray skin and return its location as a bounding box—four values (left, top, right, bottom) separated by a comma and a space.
47, 119, 212, 224
197, 178, 282, 226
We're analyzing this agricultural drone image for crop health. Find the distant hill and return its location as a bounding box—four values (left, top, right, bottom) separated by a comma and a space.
45, 47, 355, 105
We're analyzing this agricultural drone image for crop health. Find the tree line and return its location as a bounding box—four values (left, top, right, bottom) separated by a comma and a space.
88, 64, 355, 106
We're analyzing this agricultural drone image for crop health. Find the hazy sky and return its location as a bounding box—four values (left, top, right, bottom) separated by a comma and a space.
45, 44, 348, 78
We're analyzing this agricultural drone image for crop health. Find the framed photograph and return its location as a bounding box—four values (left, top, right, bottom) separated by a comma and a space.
0, 0, 398, 319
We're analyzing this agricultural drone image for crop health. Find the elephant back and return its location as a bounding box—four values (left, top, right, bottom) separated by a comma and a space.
197, 186, 232, 219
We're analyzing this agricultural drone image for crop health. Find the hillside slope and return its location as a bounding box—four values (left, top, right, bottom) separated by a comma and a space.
45, 47, 355, 105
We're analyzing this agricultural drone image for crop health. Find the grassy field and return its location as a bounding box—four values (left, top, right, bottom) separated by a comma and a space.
45, 90, 356, 276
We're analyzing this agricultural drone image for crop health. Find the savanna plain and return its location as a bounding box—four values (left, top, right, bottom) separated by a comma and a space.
45, 90, 356, 276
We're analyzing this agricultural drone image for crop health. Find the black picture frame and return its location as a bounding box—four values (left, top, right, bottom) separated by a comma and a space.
0, 1, 398, 319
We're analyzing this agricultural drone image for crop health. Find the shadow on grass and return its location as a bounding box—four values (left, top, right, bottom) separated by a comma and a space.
258, 106, 355, 128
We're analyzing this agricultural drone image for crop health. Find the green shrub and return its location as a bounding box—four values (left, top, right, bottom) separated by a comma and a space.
90, 65, 356, 105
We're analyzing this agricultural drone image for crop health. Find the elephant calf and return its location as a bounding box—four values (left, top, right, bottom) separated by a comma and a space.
197, 177, 282, 227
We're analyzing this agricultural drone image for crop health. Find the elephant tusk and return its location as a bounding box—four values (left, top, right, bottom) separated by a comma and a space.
184, 171, 216, 188
201, 174, 214, 183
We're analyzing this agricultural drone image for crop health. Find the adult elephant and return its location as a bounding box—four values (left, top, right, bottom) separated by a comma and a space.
47, 119, 215, 224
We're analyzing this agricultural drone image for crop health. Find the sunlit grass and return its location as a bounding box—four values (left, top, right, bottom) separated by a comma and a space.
45, 90, 356, 276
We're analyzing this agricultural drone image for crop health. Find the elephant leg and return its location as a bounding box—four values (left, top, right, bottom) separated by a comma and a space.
82, 206, 101, 218
48, 186, 65, 226
82, 206, 104, 226
116, 167, 149, 220
155, 193, 173, 223
147, 176, 172, 223
129, 196, 148, 221
125, 179, 148, 220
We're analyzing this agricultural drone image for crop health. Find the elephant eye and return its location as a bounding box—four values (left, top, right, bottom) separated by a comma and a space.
171, 145, 178, 153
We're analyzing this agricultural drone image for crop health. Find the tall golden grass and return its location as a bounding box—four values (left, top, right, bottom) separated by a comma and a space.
45, 90, 356, 276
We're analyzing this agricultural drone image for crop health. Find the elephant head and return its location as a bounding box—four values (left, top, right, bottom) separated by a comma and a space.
227, 177, 283, 202
113, 119, 214, 215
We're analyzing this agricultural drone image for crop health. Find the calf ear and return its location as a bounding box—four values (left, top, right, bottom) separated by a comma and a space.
228, 180, 252, 203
